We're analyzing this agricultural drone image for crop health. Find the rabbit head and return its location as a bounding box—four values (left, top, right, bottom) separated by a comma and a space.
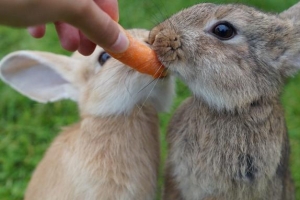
149, 3, 300, 112
0, 29, 175, 116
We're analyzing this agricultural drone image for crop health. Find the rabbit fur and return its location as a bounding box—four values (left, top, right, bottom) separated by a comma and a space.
0, 29, 175, 200
149, 2, 300, 200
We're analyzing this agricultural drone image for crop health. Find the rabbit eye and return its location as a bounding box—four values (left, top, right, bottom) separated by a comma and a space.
98, 52, 111, 65
211, 22, 236, 40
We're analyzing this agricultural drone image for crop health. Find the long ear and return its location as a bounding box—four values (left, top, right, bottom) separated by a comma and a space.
278, 2, 300, 76
279, 2, 300, 22
0, 51, 82, 103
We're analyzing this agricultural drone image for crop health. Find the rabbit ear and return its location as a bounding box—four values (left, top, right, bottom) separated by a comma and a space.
283, 55, 300, 77
278, 2, 300, 76
0, 50, 81, 103
279, 2, 300, 22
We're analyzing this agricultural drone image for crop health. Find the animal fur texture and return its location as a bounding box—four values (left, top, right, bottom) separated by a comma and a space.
149, 2, 300, 200
0, 29, 175, 200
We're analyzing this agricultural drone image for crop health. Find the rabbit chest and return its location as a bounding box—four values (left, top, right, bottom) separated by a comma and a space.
167, 97, 288, 199
28, 106, 161, 200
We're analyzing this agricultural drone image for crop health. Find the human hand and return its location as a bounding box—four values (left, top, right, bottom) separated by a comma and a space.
0, 0, 129, 55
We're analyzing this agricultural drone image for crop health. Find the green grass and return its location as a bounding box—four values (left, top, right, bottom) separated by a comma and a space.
0, 0, 299, 199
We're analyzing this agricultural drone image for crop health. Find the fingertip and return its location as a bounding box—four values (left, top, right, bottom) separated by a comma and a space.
27, 25, 46, 38
55, 22, 80, 52
60, 36, 80, 52
66, 2, 126, 53
78, 45, 96, 56
78, 33, 97, 56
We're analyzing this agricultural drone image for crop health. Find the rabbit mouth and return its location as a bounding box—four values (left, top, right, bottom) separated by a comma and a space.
149, 28, 184, 68
140, 42, 170, 79
152, 39, 183, 65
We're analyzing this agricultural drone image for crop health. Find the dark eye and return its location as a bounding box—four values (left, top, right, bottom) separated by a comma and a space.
211, 22, 236, 40
98, 52, 111, 65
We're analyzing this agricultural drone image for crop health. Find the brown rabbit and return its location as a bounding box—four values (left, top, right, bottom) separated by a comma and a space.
149, 2, 300, 200
0, 29, 174, 200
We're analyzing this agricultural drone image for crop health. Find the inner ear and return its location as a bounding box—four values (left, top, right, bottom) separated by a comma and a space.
0, 53, 78, 103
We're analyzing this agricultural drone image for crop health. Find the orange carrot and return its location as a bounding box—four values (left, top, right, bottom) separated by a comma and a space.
107, 31, 166, 79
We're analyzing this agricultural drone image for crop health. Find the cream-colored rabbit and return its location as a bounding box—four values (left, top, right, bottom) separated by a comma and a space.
0, 29, 174, 200
149, 2, 300, 200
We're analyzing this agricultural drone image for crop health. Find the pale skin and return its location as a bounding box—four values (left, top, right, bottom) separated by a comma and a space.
0, 0, 129, 55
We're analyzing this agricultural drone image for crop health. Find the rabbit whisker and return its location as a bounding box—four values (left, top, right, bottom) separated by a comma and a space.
96, 67, 122, 87
124, 70, 134, 96
153, 63, 166, 78
137, 78, 157, 94
137, 75, 160, 115
148, 0, 170, 27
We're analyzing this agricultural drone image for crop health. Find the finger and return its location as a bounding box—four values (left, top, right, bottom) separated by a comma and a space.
27, 25, 46, 38
67, 2, 128, 53
78, 32, 96, 56
94, 0, 119, 22
54, 22, 80, 52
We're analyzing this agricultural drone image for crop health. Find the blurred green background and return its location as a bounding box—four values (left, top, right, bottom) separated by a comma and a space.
0, 0, 299, 199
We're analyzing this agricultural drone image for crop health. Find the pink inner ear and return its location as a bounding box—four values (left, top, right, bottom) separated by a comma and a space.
0, 55, 76, 103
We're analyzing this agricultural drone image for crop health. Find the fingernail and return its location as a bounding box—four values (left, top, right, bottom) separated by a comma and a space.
110, 31, 129, 53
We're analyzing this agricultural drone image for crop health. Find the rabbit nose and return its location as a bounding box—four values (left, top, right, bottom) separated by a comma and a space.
153, 30, 181, 50
150, 28, 183, 62
170, 36, 181, 50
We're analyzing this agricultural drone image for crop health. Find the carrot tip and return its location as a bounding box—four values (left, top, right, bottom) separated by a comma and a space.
106, 30, 166, 79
